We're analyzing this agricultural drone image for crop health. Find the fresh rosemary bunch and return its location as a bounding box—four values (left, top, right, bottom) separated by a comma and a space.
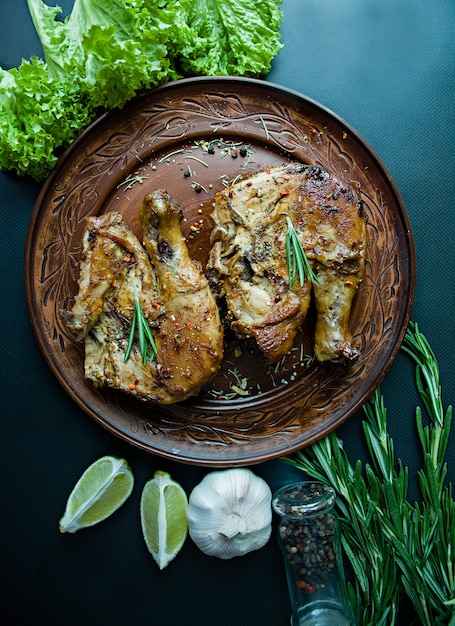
124, 294, 157, 365
283, 322, 454, 625
285, 217, 319, 287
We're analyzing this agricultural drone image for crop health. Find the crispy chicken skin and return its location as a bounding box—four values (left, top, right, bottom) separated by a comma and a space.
208, 163, 367, 363
61, 191, 223, 404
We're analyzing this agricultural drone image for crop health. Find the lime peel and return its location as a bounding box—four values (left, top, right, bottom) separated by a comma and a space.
140, 471, 188, 570
59, 455, 134, 534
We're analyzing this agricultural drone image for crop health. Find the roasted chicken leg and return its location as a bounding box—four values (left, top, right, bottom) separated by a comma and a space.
61, 191, 223, 404
208, 162, 367, 363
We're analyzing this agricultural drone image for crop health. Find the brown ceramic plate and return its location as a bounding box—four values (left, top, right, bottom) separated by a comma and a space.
25, 77, 415, 466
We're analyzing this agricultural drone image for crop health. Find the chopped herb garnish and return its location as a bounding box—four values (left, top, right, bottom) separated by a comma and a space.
285, 217, 319, 287
116, 173, 149, 190
227, 367, 249, 395
124, 294, 157, 365
191, 182, 208, 193
258, 115, 270, 140
208, 365, 251, 400
302, 353, 316, 367
158, 149, 185, 163
184, 155, 208, 167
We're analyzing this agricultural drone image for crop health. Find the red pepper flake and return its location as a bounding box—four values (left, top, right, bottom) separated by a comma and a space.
151, 301, 160, 309
310, 127, 317, 135
123, 252, 135, 263
345, 280, 353, 286
297, 580, 307, 589
265, 166, 271, 174
246, 181, 252, 187
342, 131, 348, 139
280, 189, 290, 196
111, 279, 117, 288
186, 322, 192, 329
231, 148, 239, 158
228, 190, 234, 199
306, 244, 314, 250
164, 271, 170, 279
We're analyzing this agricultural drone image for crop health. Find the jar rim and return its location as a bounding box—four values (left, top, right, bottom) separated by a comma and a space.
272, 481, 336, 517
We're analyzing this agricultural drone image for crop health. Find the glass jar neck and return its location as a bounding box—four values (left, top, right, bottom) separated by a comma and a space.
272, 481, 336, 519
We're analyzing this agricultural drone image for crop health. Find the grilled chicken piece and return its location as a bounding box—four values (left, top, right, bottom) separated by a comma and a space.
208, 163, 367, 363
61, 191, 223, 404
139, 190, 224, 400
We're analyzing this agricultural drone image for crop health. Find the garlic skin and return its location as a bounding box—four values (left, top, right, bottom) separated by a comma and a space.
186, 468, 272, 559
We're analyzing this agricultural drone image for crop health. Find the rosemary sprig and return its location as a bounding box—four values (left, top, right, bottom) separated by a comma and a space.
282, 322, 454, 625
285, 217, 319, 287
124, 294, 157, 365
283, 403, 402, 625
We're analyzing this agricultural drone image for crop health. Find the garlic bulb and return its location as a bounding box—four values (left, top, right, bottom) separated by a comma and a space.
186, 468, 272, 559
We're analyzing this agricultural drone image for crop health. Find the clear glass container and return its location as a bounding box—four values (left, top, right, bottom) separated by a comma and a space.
272, 481, 353, 626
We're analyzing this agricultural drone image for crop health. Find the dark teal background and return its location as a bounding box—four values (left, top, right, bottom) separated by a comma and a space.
1, 1, 454, 624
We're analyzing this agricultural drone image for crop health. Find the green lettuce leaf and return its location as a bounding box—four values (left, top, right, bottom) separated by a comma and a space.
27, 0, 182, 109
174, 0, 283, 76
0, 58, 94, 180
27, 0, 169, 79
2, 0, 283, 180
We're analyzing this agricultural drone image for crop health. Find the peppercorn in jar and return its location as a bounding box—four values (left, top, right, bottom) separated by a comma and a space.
272, 482, 353, 626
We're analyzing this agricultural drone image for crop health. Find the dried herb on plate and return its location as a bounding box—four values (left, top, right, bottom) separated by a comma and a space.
283, 322, 454, 625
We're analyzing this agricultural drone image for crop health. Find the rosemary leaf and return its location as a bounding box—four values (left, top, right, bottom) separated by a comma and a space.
285, 217, 319, 287
123, 301, 137, 363
124, 294, 157, 365
136, 297, 146, 362
142, 312, 158, 351
285, 226, 296, 286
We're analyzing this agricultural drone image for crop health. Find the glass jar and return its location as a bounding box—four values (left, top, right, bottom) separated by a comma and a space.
272, 481, 353, 626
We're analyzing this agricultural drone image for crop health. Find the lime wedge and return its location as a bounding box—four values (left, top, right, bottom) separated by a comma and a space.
59, 456, 134, 534
140, 471, 188, 569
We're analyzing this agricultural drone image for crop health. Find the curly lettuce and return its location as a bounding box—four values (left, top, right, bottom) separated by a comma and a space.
0, 0, 283, 181
175, 0, 283, 76
27, 0, 182, 109
0, 58, 95, 181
